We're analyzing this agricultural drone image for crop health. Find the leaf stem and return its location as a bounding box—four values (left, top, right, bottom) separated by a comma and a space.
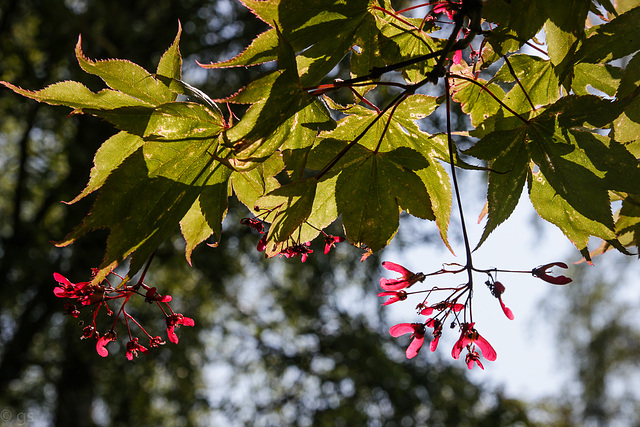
445, 75, 473, 286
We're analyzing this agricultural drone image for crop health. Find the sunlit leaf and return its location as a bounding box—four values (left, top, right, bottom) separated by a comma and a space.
156, 21, 183, 101
180, 167, 232, 264
543, 0, 589, 66
67, 131, 145, 204
571, 63, 622, 97
83, 102, 224, 140
464, 127, 528, 248
494, 54, 560, 113
56, 138, 224, 284
0, 80, 150, 110
75, 35, 173, 105
203, 0, 383, 85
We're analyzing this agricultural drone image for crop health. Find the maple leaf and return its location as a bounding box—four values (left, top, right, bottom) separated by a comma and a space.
2, 25, 234, 282
466, 94, 640, 255
304, 94, 450, 252
220, 28, 334, 174
201, 0, 388, 86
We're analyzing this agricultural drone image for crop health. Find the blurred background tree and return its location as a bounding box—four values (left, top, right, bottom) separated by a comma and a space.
6, 1, 637, 426
534, 255, 640, 427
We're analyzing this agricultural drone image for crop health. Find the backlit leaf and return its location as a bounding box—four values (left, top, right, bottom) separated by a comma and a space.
75, 36, 173, 105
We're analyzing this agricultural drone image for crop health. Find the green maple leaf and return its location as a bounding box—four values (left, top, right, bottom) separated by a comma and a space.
617, 51, 640, 98
493, 54, 560, 114
572, 5, 640, 65
336, 146, 434, 252
256, 179, 318, 252
57, 138, 228, 284
0, 80, 151, 110
483, 0, 548, 55
528, 169, 615, 258
466, 94, 640, 253
67, 131, 145, 203
612, 54, 640, 144
82, 102, 224, 141
588, 198, 640, 258
543, 0, 589, 66
202, 0, 388, 86
451, 63, 506, 128
75, 35, 174, 106
304, 94, 449, 252
616, 199, 640, 242
613, 96, 640, 144
375, 14, 446, 83
221, 29, 334, 174
253, 174, 341, 257
180, 166, 233, 265
231, 154, 285, 214
464, 126, 528, 249
4, 25, 236, 280
571, 63, 622, 97
2, 24, 187, 207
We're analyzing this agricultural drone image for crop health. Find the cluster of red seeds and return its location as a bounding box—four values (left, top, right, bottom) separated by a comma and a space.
242, 215, 345, 262
53, 271, 194, 360
379, 261, 571, 369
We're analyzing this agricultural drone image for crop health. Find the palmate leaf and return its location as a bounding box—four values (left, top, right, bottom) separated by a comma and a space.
4, 25, 237, 280
493, 54, 560, 113
301, 94, 449, 252
3, 23, 186, 207
202, 0, 388, 86
252, 93, 445, 255
222, 30, 334, 173
57, 138, 229, 284
466, 94, 640, 254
